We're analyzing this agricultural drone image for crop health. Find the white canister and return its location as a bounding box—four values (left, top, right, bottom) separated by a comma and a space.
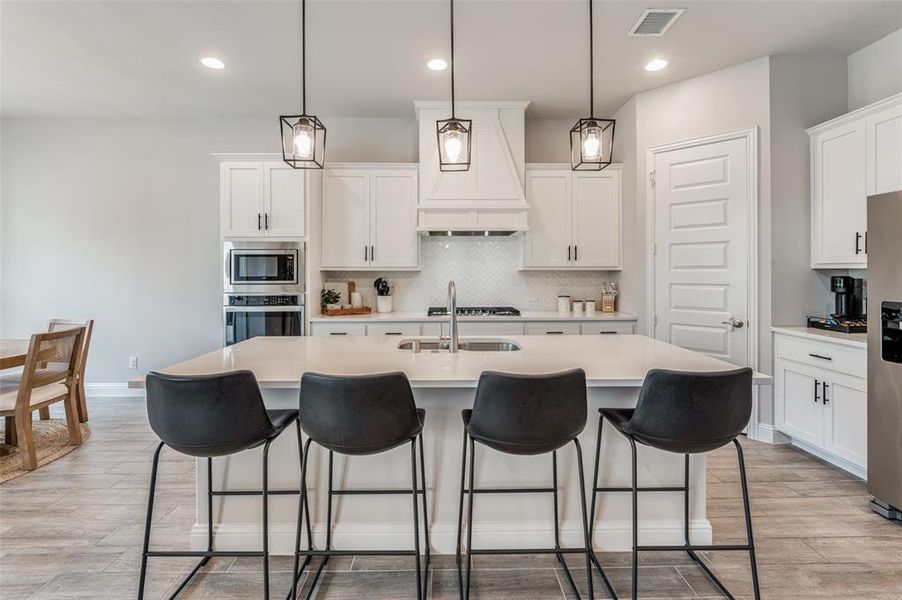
350, 292, 363, 308
571, 300, 584, 315
585, 300, 597, 315
558, 296, 571, 314
376, 296, 393, 313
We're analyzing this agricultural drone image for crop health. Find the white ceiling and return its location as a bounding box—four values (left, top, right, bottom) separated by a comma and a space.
2, 0, 900, 119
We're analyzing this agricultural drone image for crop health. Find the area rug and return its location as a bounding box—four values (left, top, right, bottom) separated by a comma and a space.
0, 419, 91, 483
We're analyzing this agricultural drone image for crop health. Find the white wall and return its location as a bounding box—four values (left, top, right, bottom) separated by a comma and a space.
0, 116, 417, 384
769, 54, 850, 327
848, 28, 902, 111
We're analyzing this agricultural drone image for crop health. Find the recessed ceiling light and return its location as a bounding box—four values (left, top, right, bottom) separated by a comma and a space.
645, 58, 668, 72
200, 56, 225, 70
427, 58, 448, 71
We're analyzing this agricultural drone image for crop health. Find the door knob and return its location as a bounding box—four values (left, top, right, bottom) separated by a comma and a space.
722, 317, 745, 329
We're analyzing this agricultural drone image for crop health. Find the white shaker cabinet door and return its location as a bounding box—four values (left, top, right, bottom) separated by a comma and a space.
775, 360, 823, 448
523, 170, 572, 268
823, 372, 868, 470
572, 171, 622, 269
370, 170, 419, 269
263, 163, 305, 237
811, 121, 867, 267
322, 170, 371, 269
222, 162, 264, 238
867, 103, 902, 195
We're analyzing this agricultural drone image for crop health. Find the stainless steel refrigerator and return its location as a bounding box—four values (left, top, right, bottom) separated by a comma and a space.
867, 190, 902, 521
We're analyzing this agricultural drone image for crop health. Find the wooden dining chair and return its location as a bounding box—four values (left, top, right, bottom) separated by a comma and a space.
40, 319, 94, 423
0, 327, 85, 470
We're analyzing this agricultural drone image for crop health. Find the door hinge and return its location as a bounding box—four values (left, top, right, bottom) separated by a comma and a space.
649, 171, 656, 187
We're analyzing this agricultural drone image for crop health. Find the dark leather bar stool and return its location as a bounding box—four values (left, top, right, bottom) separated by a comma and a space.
457, 369, 616, 600
290, 372, 429, 600
139, 371, 310, 600
589, 368, 761, 600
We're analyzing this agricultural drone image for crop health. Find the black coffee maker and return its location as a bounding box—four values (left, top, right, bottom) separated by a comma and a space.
831, 275, 866, 319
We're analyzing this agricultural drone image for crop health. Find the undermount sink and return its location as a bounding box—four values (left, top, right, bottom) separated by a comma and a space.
397, 338, 521, 352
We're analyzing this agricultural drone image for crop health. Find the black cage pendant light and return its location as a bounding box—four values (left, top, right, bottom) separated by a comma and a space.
280, 0, 326, 169
570, 0, 614, 171
436, 0, 471, 172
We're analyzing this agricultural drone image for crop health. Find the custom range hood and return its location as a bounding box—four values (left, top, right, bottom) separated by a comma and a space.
415, 101, 530, 235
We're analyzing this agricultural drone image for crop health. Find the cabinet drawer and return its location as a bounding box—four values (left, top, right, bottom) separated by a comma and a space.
311, 323, 367, 337
366, 323, 420, 337
775, 335, 866, 378
581, 322, 635, 335
524, 322, 581, 335
458, 322, 524, 336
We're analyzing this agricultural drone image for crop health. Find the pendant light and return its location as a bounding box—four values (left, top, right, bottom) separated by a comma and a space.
570, 0, 614, 171
436, 0, 471, 172
280, 0, 326, 169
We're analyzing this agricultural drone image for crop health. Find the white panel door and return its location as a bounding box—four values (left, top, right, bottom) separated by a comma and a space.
867, 104, 902, 194
263, 163, 305, 237
222, 162, 263, 237
652, 136, 750, 365
370, 170, 418, 269
523, 171, 571, 268
823, 373, 868, 469
572, 171, 621, 268
322, 170, 370, 269
775, 360, 823, 447
812, 122, 867, 266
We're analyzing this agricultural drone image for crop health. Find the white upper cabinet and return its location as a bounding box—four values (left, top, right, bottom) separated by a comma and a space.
220, 159, 306, 239
522, 166, 622, 270
321, 166, 419, 271
808, 93, 902, 268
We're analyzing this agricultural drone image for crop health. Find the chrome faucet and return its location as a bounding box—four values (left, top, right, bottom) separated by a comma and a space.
447, 280, 459, 353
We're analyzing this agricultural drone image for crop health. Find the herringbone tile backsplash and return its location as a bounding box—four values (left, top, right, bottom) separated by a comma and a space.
325, 237, 619, 312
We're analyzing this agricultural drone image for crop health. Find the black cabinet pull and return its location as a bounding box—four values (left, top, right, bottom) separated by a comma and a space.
808, 353, 833, 361
371, 245, 375, 261
823, 382, 830, 404
864, 231, 867, 254
574, 245, 578, 261
855, 232, 862, 255
598, 331, 617, 335
567, 246, 571, 261
364, 246, 368, 261
814, 379, 820, 403
329, 332, 348, 336
264, 213, 269, 230
257, 213, 262, 230
384, 332, 403, 336
546, 331, 564, 335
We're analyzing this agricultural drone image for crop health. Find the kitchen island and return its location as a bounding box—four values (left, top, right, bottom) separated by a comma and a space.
130, 334, 770, 555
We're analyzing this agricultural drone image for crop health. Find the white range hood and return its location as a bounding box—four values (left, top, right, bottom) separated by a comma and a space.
415, 101, 530, 235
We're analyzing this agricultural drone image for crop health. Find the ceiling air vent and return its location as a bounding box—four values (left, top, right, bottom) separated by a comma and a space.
628, 8, 685, 36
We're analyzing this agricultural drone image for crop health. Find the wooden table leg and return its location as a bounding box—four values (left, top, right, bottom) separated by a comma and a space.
77, 378, 89, 423
1, 415, 16, 456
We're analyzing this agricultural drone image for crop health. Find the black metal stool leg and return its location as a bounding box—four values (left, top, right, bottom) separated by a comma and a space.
553, 450, 581, 597
684, 454, 691, 552
290, 437, 314, 600
410, 440, 423, 600
418, 433, 431, 599
304, 449, 333, 600
464, 436, 476, 600
629, 437, 639, 600
137, 442, 164, 600
262, 439, 272, 600
573, 439, 595, 600
206, 456, 214, 565
590, 414, 603, 540
456, 429, 468, 599
735, 439, 761, 600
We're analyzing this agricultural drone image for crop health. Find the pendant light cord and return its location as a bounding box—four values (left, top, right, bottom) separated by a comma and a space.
301, 0, 307, 115
588, 0, 594, 118
450, 0, 456, 119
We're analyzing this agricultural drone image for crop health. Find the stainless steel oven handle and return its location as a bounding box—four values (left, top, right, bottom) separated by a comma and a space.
224, 306, 302, 313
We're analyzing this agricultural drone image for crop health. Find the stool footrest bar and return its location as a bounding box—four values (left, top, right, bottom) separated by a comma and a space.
595, 486, 686, 492
296, 549, 418, 557
464, 487, 556, 494
469, 547, 590, 555
145, 550, 264, 558
637, 544, 751, 552
330, 488, 424, 496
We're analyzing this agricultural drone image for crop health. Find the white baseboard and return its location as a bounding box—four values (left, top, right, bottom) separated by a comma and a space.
753, 424, 790, 445
85, 383, 145, 398
788, 438, 866, 480
189, 519, 714, 555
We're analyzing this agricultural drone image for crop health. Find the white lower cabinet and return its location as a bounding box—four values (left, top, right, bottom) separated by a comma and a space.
524, 322, 581, 335
311, 318, 639, 339
457, 322, 525, 336
366, 323, 421, 337
774, 331, 867, 475
310, 323, 367, 337
581, 322, 635, 335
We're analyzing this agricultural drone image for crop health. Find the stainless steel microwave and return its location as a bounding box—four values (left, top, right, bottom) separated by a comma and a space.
223, 241, 305, 295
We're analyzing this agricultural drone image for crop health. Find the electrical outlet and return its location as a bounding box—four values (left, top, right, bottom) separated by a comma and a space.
128, 356, 138, 369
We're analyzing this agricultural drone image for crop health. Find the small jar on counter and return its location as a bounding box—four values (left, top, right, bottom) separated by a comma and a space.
558, 295, 571, 314
585, 300, 597, 315
571, 300, 584, 315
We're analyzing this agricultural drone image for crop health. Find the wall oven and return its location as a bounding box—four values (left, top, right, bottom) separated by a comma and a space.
224, 295, 304, 346
223, 241, 305, 295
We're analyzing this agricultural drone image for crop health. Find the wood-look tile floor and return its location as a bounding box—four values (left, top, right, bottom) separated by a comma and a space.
2, 398, 901, 599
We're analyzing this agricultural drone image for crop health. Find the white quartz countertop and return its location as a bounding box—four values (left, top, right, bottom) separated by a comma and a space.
771, 326, 867, 349
129, 334, 770, 389
309, 310, 638, 323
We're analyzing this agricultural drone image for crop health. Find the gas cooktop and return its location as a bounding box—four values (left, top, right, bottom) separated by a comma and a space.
427, 306, 521, 317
